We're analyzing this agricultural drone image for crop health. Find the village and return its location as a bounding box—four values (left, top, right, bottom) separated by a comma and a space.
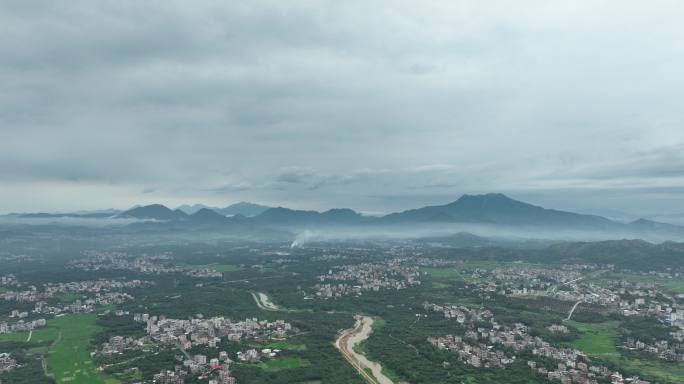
424, 302, 652, 384
94, 314, 298, 384
0, 276, 151, 336
311, 259, 421, 298
463, 265, 684, 363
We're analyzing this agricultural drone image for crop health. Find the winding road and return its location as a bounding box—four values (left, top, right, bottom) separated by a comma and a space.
251, 292, 281, 311
250, 293, 394, 383
335, 315, 395, 384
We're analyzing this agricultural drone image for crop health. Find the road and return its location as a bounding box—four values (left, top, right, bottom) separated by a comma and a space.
251, 292, 282, 311
335, 315, 395, 384
565, 300, 583, 321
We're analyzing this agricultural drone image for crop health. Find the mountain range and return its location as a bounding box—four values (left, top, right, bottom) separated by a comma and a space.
4, 193, 684, 241
106, 193, 683, 239
176, 202, 271, 217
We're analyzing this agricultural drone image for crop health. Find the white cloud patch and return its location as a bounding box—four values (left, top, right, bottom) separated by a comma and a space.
2, 1, 684, 214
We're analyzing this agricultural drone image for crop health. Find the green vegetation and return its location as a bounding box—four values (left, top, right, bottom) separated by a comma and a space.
210, 264, 242, 272
257, 357, 310, 371
604, 355, 684, 383
566, 321, 619, 356
420, 267, 482, 284
177, 263, 242, 272
3, 237, 684, 383
46, 314, 115, 384
381, 366, 403, 383
421, 267, 465, 280
431, 282, 451, 289
55, 292, 83, 303
371, 318, 386, 331
591, 272, 684, 294
265, 341, 307, 351
0, 326, 59, 343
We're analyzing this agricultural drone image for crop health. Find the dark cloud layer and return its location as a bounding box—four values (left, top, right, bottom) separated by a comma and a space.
2, 1, 684, 214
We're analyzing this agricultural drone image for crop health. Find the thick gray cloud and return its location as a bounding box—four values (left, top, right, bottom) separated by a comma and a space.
2, 1, 684, 214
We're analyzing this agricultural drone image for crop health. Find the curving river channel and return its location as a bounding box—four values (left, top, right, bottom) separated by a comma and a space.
335, 315, 396, 384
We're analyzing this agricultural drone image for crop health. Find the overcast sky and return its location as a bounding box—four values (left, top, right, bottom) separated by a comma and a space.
2, 1, 684, 215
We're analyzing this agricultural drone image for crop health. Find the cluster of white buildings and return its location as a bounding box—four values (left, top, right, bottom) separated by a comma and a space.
621, 338, 683, 362
153, 353, 237, 383
0, 279, 150, 336
1, 279, 151, 303
69, 251, 227, 278
182, 269, 223, 278
312, 259, 421, 298
470, 266, 620, 306
0, 317, 46, 334
135, 314, 295, 349
236, 347, 279, 363
423, 301, 493, 324
0, 274, 20, 287
69, 251, 181, 274
0, 353, 19, 373
99, 335, 145, 356
428, 334, 515, 368
33, 292, 135, 317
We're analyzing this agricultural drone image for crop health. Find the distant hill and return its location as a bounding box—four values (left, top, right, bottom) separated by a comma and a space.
176, 204, 212, 215
7, 193, 684, 242
9, 209, 122, 219
380, 193, 618, 229
216, 202, 271, 217
629, 218, 682, 231
254, 207, 321, 226
545, 239, 684, 270
418, 232, 556, 250
118, 204, 187, 221
176, 202, 270, 216
645, 212, 684, 226
253, 207, 364, 227
320, 208, 364, 224
417, 232, 497, 247
187, 208, 231, 224
13, 212, 119, 219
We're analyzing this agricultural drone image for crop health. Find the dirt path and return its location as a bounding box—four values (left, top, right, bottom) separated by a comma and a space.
565, 300, 583, 321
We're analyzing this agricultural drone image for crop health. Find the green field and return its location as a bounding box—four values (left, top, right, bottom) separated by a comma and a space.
565, 320, 684, 383
594, 272, 684, 294
661, 280, 684, 294
264, 341, 307, 351
46, 314, 116, 384
607, 355, 684, 383
0, 313, 116, 383
0, 325, 59, 343
257, 357, 310, 370
421, 267, 466, 280
566, 321, 619, 356
211, 264, 242, 272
